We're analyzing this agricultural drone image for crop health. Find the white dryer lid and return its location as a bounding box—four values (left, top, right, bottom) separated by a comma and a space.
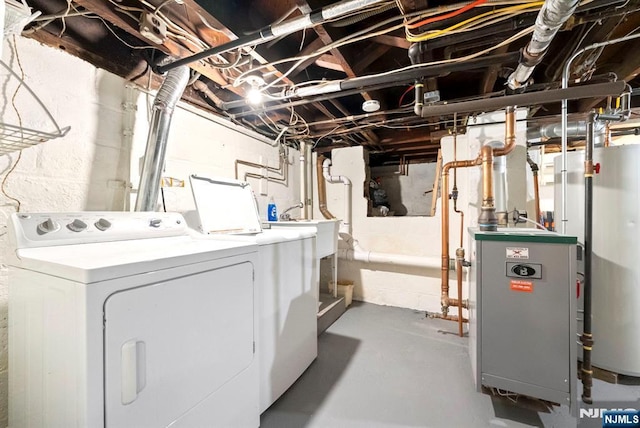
190, 175, 262, 235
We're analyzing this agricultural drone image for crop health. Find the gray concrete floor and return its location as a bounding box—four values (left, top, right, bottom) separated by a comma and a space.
260, 302, 640, 428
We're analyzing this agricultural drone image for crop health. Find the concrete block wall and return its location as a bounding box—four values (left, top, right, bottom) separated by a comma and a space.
0, 37, 298, 426
316, 110, 527, 313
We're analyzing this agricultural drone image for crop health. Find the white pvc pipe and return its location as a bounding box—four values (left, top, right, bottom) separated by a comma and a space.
338, 248, 441, 269
300, 141, 308, 219
322, 158, 352, 235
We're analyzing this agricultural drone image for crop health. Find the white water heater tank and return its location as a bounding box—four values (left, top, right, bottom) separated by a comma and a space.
554, 144, 640, 377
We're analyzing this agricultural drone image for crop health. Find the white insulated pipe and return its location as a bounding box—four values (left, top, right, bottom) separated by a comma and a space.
507, 0, 579, 89
300, 141, 309, 219
322, 158, 352, 234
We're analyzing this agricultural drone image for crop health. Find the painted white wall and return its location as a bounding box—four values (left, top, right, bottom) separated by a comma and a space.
129, 90, 299, 219
0, 37, 298, 427
316, 110, 527, 313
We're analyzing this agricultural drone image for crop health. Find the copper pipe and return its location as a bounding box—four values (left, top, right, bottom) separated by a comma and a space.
455, 248, 465, 337
447, 298, 468, 309
452, 120, 465, 249
428, 313, 469, 323
441, 158, 480, 316
317, 155, 336, 219
494, 107, 517, 157
478, 145, 498, 231
440, 107, 516, 321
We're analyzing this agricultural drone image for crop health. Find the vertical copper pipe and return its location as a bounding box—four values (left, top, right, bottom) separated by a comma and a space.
494, 107, 517, 157
455, 248, 465, 337
441, 158, 479, 315
478, 145, 497, 231
439, 107, 516, 328
317, 155, 336, 219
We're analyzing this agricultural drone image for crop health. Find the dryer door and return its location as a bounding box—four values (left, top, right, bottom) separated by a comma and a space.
104, 262, 255, 427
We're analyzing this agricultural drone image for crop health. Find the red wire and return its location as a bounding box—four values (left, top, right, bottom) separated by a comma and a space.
406, 0, 488, 30
398, 85, 415, 107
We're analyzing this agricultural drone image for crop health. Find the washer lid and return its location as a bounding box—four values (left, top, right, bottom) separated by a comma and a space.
14, 236, 257, 283
190, 175, 262, 235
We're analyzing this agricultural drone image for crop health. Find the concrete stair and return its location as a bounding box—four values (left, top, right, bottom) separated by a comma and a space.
317, 292, 346, 335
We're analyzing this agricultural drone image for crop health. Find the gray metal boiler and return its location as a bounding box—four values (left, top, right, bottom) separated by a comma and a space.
468, 228, 577, 413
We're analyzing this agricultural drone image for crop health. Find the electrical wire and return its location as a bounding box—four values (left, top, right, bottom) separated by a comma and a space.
398, 85, 415, 107
406, 0, 488, 29
238, 0, 544, 94
406, 2, 544, 42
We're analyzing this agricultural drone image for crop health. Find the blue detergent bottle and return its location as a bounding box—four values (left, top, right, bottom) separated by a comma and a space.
267, 197, 278, 221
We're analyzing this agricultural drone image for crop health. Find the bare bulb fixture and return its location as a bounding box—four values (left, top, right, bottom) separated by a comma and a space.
247, 87, 263, 105
245, 75, 266, 106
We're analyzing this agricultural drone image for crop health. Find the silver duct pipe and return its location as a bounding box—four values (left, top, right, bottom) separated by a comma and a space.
528, 121, 607, 146
135, 64, 190, 211
507, 0, 579, 89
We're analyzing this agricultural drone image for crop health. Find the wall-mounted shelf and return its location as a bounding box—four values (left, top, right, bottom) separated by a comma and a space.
0, 59, 70, 156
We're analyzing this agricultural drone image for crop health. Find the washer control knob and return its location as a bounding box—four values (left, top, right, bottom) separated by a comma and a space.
95, 218, 112, 231
67, 219, 88, 232
149, 218, 162, 228
37, 218, 61, 234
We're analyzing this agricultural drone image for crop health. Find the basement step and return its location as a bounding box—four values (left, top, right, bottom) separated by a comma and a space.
317, 292, 346, 335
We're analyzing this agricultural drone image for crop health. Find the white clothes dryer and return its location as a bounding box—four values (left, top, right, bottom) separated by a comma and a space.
187, 175, 318, 413
7, 212, 259, 428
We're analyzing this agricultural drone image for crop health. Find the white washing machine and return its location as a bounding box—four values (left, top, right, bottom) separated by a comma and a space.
7, 211, 260, 428
187, 175, 318, 413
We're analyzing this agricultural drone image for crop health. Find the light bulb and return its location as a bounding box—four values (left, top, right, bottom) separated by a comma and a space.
247, 87, 263, 105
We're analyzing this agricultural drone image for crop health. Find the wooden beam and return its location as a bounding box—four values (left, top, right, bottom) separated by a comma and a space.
315, 54, 346, 72
385, 146, 440, 154
372, 35, 410, 50
353, 44, 391, 74
479, 45, 509, 95
289, 37, 328, 77
73, 0, 243, 95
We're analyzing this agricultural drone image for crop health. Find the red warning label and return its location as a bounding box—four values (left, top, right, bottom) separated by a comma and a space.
510, 279, 534, 293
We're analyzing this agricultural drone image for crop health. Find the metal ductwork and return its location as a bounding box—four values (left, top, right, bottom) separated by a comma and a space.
135, 64, 190, 211
507, 0, 579, 89
528, 121, 607, 146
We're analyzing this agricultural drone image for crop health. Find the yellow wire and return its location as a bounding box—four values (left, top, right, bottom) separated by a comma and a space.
406, 2, 544, 42
406, 2, 542, 41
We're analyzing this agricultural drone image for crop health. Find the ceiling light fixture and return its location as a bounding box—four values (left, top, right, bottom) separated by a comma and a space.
245, 75, 266, 106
